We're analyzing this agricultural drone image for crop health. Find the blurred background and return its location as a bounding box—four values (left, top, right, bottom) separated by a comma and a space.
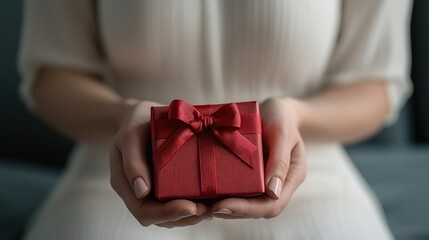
1, 1, 428, 240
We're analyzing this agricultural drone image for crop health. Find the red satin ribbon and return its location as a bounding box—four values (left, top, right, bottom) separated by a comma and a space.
153, 100, 258, 196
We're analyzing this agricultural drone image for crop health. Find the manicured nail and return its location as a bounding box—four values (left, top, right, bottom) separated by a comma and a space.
213, 208, 232, 215
133, 177, 148, 199
177, 211, 196, 219
268, 177, 282, 199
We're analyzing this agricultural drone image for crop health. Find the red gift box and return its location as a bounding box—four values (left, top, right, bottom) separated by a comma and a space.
150, 99, 265, 200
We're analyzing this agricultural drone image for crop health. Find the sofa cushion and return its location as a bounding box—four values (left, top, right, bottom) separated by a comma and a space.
0, 160, 59, 240
348, 146, 429, 240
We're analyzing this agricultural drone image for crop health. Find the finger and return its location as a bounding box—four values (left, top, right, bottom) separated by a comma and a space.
156, 209, 212, 228
118, 122, 152, 199
212, 141, 306, 219
212, 180, 298, 219
110, 145, 137, 201
110, 145, 150, 215
110, 146, 204, 226
282, 139, 307, 199
156, 215, 213, 228
110, 145, 151, 225
264, 127, 293, 200
156, 218, 202, 228
212, 196, 277, 219
111, 166, 202, 226
135, 199, 203, 226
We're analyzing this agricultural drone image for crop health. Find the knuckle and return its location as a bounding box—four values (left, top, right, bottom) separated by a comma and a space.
122, 157, 138, 173
277, 159, 290, 176
109, 172, 123, 193
296, 160, 307, 185
109, 176, 117, 191
288, 169, 306, 187
265, 207, 281, 219
299, 169, 307, 184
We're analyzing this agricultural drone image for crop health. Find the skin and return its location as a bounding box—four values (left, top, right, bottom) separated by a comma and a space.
33, 68, 389, 227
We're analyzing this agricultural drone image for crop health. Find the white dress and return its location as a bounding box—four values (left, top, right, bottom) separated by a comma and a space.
18, 0, 412, 239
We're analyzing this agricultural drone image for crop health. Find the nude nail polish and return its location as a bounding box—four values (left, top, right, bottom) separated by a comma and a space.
268, 177, 282, 199
133, 177, 148, 199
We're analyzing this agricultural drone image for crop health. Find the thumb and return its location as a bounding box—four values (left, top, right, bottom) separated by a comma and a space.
264, 130, 291, 200
119, 124, 152, 199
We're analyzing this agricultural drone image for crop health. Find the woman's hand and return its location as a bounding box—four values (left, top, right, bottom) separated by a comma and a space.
109, 100, 211, 228
211, 98, 307, 219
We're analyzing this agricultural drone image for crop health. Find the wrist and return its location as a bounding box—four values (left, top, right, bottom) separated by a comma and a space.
281, 97, 309, 132
113, 98, 163, 132
113, 98, 140, 130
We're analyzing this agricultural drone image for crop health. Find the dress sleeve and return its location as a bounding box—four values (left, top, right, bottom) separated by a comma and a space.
325, 0, 413, 124
18, 0, 106, 110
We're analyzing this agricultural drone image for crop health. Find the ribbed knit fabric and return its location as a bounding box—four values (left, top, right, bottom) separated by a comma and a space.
23, 142, 394, 240
18, 0, 412, 239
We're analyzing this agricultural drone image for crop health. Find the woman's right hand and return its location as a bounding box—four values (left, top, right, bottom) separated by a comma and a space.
109, 100, 211, 228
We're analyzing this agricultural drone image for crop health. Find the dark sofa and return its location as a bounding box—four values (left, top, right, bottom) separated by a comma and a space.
1, 1, 428, 240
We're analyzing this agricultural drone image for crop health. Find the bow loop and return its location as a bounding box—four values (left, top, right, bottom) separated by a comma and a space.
211, 103, 241, 129
167, 99, 242, 132
168, 99, 203, 132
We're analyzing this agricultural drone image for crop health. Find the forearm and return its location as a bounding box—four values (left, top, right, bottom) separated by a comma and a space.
291, 81, 390, 144
33, 68, 137, 141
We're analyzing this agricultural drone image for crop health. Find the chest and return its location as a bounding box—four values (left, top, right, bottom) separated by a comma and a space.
98, 0, 341, 84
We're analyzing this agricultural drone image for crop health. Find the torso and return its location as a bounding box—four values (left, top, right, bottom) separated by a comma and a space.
98, 0, 341, 104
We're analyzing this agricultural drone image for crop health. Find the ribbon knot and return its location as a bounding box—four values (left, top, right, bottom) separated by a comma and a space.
201, 115, 214, 129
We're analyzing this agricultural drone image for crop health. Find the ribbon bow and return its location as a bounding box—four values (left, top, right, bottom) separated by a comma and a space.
153, 100, 257, 171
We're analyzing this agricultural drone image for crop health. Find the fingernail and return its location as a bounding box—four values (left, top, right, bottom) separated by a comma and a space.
268, 177, 282, 199
133, 177, 148, 199
177, 211, 196, 219
213, 208, 232, 215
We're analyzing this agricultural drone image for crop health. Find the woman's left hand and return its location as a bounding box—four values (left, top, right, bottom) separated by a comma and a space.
212, 97, 307, 219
